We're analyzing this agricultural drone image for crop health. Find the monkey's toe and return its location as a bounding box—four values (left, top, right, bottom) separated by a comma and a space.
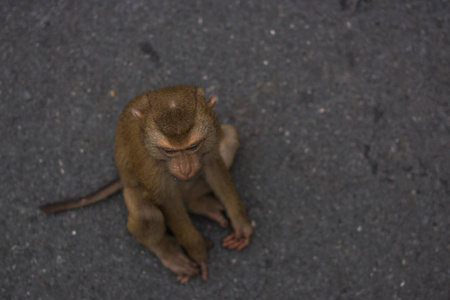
175, 261, 207, 283
170, 256, 199, 278
207, 211, 229, 228
188, 196, 229, 228
177, 275, 191, 284
199, 261, 208, 281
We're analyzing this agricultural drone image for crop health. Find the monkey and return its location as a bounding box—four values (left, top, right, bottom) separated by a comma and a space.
40, 85, 253, 283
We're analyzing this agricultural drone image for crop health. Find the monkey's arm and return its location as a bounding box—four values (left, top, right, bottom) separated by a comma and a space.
204, 157, 253, 250
160, 195, 209, 281
39, 179, 122, 213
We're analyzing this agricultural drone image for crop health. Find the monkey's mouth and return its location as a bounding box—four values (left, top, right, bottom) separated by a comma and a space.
172, 171, 200, 181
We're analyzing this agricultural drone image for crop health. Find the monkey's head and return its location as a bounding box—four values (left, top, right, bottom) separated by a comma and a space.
131, 85, 220, 180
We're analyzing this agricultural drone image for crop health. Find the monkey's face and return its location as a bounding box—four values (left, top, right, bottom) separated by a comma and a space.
160, 140, 204, 180
133, 85, 220, 180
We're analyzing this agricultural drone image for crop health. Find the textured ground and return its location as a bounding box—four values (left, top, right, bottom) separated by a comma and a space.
1, 1, 449, 299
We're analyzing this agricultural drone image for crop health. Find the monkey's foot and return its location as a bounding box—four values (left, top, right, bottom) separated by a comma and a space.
222, 232, 251, 251
156, 236, 201, 282
176, 261, 207, 283
188, 195, 229, 228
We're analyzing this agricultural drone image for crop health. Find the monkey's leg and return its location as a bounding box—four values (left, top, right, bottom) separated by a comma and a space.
161, 196, 209, 282
186, 191, 229, 228
185, 124, 240, 227
123, 186, 199, 283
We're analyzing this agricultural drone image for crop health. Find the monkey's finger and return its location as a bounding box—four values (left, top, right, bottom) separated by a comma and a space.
222, 232, 245, 246
223, 239, 242, 249
222, 232, 236, 243
222, 237, 237, 246
222, 233, 250, 250
222, 237, 241, 248
223, 242, 239, 249
235, 238, 250, 251
200, 262, 208, 281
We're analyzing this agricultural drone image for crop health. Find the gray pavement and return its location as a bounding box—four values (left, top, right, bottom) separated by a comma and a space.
1, 1, 449, 299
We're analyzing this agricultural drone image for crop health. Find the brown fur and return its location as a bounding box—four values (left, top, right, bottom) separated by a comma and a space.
40, 85, 252, 283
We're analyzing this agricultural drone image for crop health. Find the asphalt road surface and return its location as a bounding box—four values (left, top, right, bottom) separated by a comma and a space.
1, 1, 449, 299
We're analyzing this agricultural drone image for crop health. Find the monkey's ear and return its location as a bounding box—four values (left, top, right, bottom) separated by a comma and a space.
131, 107, 144, 119
207, 94, 218, 109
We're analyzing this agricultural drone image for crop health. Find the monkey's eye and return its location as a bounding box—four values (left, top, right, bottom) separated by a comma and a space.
187, 141, 201, 151
160, 147, 177, 155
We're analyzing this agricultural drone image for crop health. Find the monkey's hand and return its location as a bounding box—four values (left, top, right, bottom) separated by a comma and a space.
222, 219, 253, 251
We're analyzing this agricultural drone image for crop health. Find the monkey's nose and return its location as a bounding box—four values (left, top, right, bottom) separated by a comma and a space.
179, 162, 192, 178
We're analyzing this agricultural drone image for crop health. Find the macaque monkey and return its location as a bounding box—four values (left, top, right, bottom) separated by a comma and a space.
40, 85, 253, 283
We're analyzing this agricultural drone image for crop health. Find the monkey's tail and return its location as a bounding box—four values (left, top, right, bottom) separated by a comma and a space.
39, 178, 123, 214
